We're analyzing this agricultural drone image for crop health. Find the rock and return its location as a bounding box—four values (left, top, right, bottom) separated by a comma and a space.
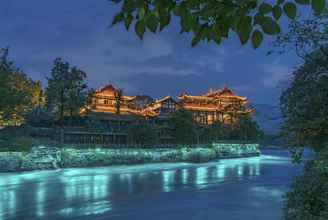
0, 152, 23, 172
21, 146, 61, 170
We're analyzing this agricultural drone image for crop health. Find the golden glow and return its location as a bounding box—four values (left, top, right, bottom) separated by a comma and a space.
85, 84, 254, 123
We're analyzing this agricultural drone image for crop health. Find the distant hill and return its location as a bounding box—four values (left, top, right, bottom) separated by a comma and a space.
250, 103, 283, 135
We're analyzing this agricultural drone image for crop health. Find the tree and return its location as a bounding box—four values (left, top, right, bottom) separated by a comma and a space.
110, 0, 326, 48
127, 118, 158, 147
114, 88, 123, 115
201, 121, 225, 143
0, 48, 43, 126
283, 147, 328, 220
25, 107, 55, 127
274, 11, 328, 220
66, 67, 88, 117
199, 115, 262, 143
232, 115, 263, 141
280, 49, 328, 154
170, 109, 196, 144
45, 58, 88, 124
272, 9, 328, 59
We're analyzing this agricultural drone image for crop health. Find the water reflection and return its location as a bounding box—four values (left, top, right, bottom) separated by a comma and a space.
162, 170, 175, 192
0, 154, 288, 220
195, 167, 208, 189
36, 182, 45, 217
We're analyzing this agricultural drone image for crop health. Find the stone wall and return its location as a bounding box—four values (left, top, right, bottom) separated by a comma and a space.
0, 143, 260, 172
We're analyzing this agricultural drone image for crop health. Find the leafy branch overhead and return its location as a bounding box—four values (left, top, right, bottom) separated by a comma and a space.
110, 0, 326, 48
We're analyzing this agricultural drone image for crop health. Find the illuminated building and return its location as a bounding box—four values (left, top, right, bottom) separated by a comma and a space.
84, 84, 253, 124
70, 84, 253, 145
177, 87, 254, 125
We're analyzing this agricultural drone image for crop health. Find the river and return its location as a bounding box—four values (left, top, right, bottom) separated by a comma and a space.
0, 149, 309, 220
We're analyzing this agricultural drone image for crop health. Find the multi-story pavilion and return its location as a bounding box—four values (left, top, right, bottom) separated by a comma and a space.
177, 87, 254, 125
71, 84, 253, 146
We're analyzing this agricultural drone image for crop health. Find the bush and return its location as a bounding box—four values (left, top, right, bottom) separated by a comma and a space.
127, 118, 158, 147
9, 137, 33, 152
283, 150, 328, 220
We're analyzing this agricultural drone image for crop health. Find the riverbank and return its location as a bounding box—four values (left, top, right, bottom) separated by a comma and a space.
0, 143, 260, 172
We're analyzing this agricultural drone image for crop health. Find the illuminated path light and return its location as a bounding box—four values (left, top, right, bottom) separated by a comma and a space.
0, 149, 309, 220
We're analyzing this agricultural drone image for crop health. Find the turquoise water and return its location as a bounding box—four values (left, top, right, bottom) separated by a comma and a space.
0, 149, 307, 220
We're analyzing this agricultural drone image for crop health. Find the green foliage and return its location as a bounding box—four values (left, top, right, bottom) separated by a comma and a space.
201, 121, 226, 143
280, 49, 328, 152
45, 58, 88, 124
135, 20, 146, 39
283, 149, 328, 220
127, 118, 158, 147
170, 109, 196, 144
200, 115, 262, 143
237, 16, 253, 45
312, 0, 326, 14
109, 0, 325, 48
295, 0, 310, 4
272, 5, 283, 20
273, 9, 328, 58
283, 2, 297, 19
277, 16, 328, 220
25, 107, 55, 127
252, 30, 263, 48
260, 16, 281, 35
0, 125, 35, 152
0, 48, 43, 126
259, 3, 273, 14
8, 137, 33, 152
231, 115, 264, 141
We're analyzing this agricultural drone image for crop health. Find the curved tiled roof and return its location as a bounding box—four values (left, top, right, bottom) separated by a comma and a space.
96, 84, 116, 93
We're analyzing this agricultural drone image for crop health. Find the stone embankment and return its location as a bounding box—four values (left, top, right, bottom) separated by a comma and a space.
0, 143, 260, 172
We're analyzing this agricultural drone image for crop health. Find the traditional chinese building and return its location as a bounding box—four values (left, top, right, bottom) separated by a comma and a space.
77, 85, 179, 145
82, 85, 179, 118
69, 84, 253, 146
83, 84, 253, 123
85, 84, 138, 115
177, 87, 254, 125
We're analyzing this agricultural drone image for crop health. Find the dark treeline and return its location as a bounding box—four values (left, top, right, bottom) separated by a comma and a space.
126, 109, 262, 147
273, 10, 328, 220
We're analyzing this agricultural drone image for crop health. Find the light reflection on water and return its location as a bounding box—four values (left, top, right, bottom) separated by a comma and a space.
0, 151, 296, 220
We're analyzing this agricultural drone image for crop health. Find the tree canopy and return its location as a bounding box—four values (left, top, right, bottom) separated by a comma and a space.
0, 48, 43, 126
230, 114, 263, 141
170, 109, 196, 144
127, 118, 158, 146
283, 147, 328, 220
273, 9, 328, 58
45, 58, 88, 124
280, 48, 328, 153
110, 0, 326, 48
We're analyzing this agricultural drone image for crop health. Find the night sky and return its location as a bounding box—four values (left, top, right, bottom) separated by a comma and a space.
0, 0, 301, 105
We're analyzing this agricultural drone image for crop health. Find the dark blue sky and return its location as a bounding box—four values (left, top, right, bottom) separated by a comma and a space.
0, 0, 302, 105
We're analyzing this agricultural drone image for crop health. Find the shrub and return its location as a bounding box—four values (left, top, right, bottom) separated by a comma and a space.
283, 150, 328, 220
9, 137, 33, 152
